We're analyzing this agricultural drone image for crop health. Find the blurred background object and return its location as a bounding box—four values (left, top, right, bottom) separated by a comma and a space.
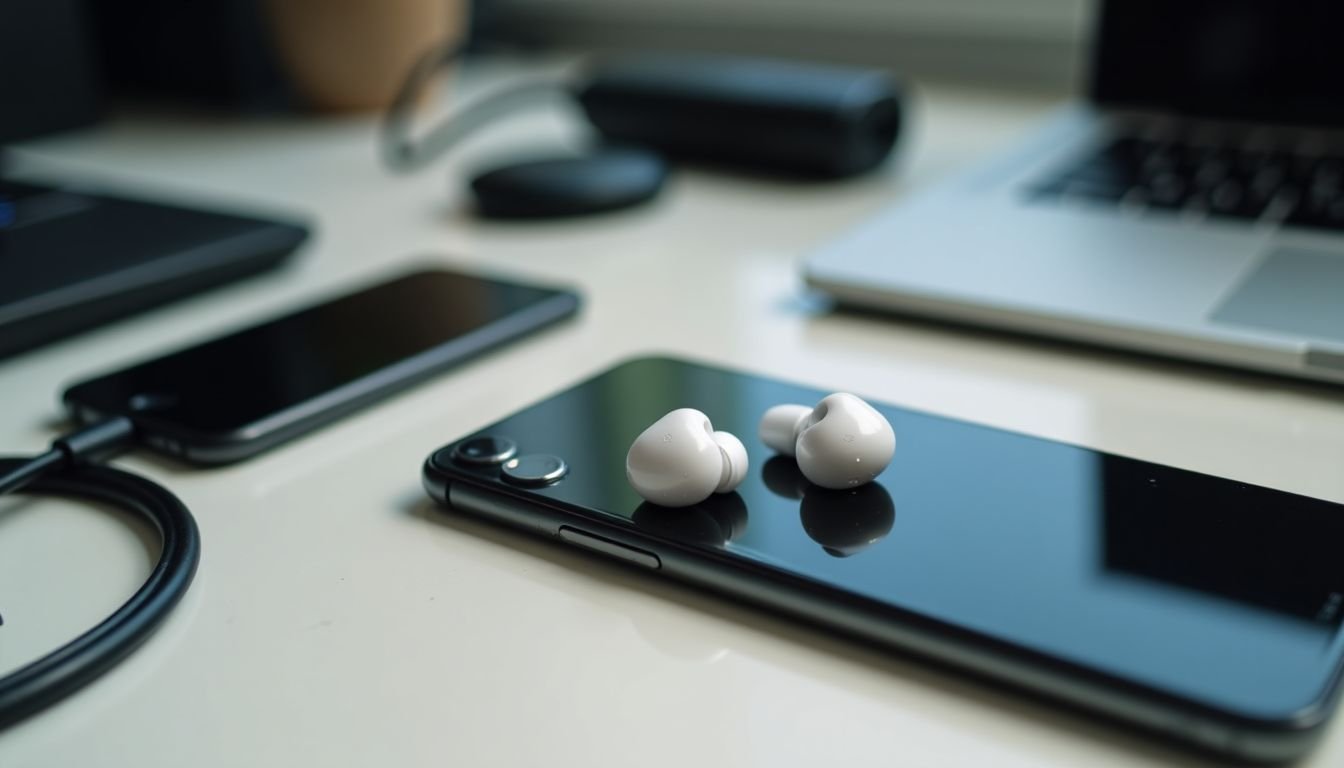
265, 0, 467, 111
90, 0, 470, 112
74, 0, 1092, 114
90, 0, 293, 111
384, 50, 903, 219
0, 0, 101, 143
3, 0, 1090, 354
0, 0, 309, 360
476, 0, 1094, 91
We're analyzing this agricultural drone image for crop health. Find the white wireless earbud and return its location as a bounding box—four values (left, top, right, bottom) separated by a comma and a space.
759, 393, 894, 489
626, 409, 749, 507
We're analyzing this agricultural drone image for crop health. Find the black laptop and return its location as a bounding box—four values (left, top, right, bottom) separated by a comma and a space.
0, 0, 308, 359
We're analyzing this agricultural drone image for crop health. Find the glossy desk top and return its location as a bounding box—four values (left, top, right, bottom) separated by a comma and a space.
2, 60, 1342, 767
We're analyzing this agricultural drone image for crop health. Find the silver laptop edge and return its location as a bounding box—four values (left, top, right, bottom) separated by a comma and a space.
805, 104, 1344, 385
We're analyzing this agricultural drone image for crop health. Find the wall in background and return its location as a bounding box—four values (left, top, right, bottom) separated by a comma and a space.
480, 0, 1097, 92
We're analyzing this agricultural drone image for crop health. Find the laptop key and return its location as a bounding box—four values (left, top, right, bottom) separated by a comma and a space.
1210, 181, 1244, 212
1285, 189, 1344, 232
1031, 178, 1132, 204
1137, 173, 1188, 209
1027, 131, 1344, 232
1066, 159, 1136, 189
1194, 160, 1231, 189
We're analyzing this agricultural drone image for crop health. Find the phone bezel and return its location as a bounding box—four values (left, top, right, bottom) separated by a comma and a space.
62, 269, 580, 464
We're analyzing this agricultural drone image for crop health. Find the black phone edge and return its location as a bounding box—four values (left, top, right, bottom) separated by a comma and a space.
417, 356, 1344, 764
66, 287, 580, 465
424, 462, 1332, 764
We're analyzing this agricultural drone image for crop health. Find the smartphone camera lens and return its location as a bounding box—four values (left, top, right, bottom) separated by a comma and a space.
451, 435, 519, 466
501, 454, 567, 487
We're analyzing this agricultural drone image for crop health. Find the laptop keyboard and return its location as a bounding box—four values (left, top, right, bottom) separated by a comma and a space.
1028, 131, 1344, 233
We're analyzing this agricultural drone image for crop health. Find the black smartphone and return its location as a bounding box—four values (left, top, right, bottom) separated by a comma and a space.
64, 268, 579, 464
422, 357, 1344, 763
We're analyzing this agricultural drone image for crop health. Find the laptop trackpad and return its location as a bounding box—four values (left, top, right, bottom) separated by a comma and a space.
1211, 247, 1344, 344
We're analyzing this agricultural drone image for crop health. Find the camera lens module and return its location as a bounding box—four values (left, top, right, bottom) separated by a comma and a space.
451, 435, 519, 466
501, 454, 568, 487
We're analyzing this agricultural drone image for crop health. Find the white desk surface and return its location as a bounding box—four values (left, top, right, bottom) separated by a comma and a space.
2, 61, 1343, 767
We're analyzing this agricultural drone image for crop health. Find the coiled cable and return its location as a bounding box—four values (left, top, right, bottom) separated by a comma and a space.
0, 417, 200, 729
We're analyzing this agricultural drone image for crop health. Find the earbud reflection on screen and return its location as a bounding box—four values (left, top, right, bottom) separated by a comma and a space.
631, 493, 748, 546
626, 409, 748, 507
759, 393, 894, 489
762, 456, 895, 557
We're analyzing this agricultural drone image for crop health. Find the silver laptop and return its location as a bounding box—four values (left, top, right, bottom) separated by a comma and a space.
806, 1, 1344, 385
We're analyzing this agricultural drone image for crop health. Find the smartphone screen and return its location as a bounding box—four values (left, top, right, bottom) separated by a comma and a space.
64, 269, 578, 462
427, 357, 1344, 753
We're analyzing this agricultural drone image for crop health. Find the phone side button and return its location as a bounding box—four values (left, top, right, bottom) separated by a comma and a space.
558, 526, 661, 570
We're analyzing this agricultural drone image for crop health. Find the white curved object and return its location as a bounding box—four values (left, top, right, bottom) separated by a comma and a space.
759, 393, 894, 489
626, 408, 749, 507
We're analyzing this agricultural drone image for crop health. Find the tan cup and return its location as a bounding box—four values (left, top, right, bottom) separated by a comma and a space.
265, 0, 466, 112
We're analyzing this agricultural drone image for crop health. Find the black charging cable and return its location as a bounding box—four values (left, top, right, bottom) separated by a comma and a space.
0, 417, 200, 730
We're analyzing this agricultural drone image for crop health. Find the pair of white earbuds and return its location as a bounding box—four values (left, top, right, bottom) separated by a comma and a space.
626, 393, 896, 507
